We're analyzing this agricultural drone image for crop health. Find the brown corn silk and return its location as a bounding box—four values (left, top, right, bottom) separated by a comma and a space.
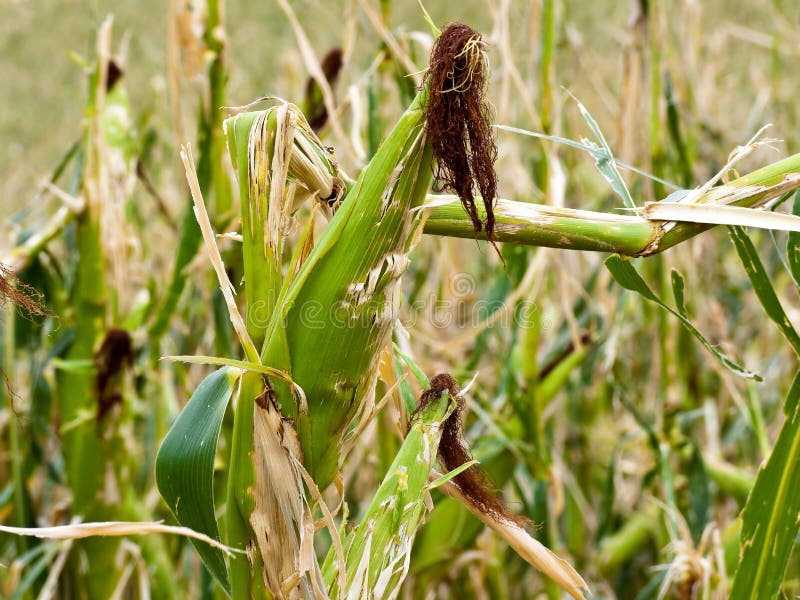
0, 263, 47, 318
414, 374, 529, 527
424, 23, 499, 245
304, 47, 344, 132
93, 327, 134, 423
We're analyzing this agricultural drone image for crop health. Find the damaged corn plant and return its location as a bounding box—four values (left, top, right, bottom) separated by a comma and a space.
7, 3, 800, 599
153, 16, 800, 599
156, 24, 587, 599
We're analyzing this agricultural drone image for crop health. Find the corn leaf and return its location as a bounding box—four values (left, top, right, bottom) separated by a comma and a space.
575, 98, 635, 209
788, 191, 800, 286
730, 371, 800, 599
392, 342, 430, 390
155, 366, 241, 594
671, 269, 687, 316
334, 389, 453, 597
728, 225, 800, 356
605, 255, 760, 380
645, 200, 800, 232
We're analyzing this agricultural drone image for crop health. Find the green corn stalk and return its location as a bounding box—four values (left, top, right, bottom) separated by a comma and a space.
51, 19, 176, 599
150, 0, 232, 343
54, 22, 118, 599
422, 151, 800, 254
227, 110, 800, 258
3, 302, 25, 548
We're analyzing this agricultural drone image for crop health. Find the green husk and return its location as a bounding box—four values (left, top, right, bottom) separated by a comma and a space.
256, 89, 433, 491
331, 389, 454, 597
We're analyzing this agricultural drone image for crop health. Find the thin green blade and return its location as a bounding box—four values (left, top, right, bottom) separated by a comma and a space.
605, 255, 760, 380
730, 372, 800, 599
575, 98, 635, 209
729, 225, 800, 355
788, 191, 800, 286
155, 366, 241, 594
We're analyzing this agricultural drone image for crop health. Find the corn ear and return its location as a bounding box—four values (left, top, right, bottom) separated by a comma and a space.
258, 90, 432, 491
224, 102, 343, 347
327, 389, 454, 599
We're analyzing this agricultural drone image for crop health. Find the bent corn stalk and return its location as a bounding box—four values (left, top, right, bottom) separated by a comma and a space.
422, 152, 800, 253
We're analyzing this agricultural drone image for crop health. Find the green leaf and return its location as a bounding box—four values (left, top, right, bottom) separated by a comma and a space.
155, 366, 241, 595
605, 255, 760, 380
575, 98, 635, 209
685, 446, 711, 543
671, 269, 687, 317
50, 358, 95, 374
729, 225, 800, 356
788, 191, 800, 286
731, 371, 800, 600
496, 124, 680, 192
392, 342, 431, 389
428, 459, 479, 489
537, 344, 589, 406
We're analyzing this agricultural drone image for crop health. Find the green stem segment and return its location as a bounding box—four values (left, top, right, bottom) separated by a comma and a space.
57, 50, 116, 600
422, 152, 800, 254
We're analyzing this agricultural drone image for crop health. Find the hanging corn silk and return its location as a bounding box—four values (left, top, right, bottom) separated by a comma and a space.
413, 374, 529, 527
0, 263, 46, 318
424, 23, 499, 246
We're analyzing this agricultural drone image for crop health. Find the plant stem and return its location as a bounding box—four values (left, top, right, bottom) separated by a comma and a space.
704, 457, 754, 504
597, 505, 659, 573
150, 0, 230, 342
422, 151, 800, 254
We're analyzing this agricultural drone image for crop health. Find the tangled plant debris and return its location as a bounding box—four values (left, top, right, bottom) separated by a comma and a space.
0, 263, 47, 319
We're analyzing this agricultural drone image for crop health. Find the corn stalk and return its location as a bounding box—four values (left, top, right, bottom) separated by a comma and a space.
423, 154, 800, 253
52, 19, 176, 600
150, 0, 233, 343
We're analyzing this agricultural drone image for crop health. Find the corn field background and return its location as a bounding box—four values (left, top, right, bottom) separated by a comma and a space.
2, 1, 800, 599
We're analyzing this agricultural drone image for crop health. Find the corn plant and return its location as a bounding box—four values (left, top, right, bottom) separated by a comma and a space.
147, 15, 800, 600
152, 22, 596, 599
5, 3, 800, 600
